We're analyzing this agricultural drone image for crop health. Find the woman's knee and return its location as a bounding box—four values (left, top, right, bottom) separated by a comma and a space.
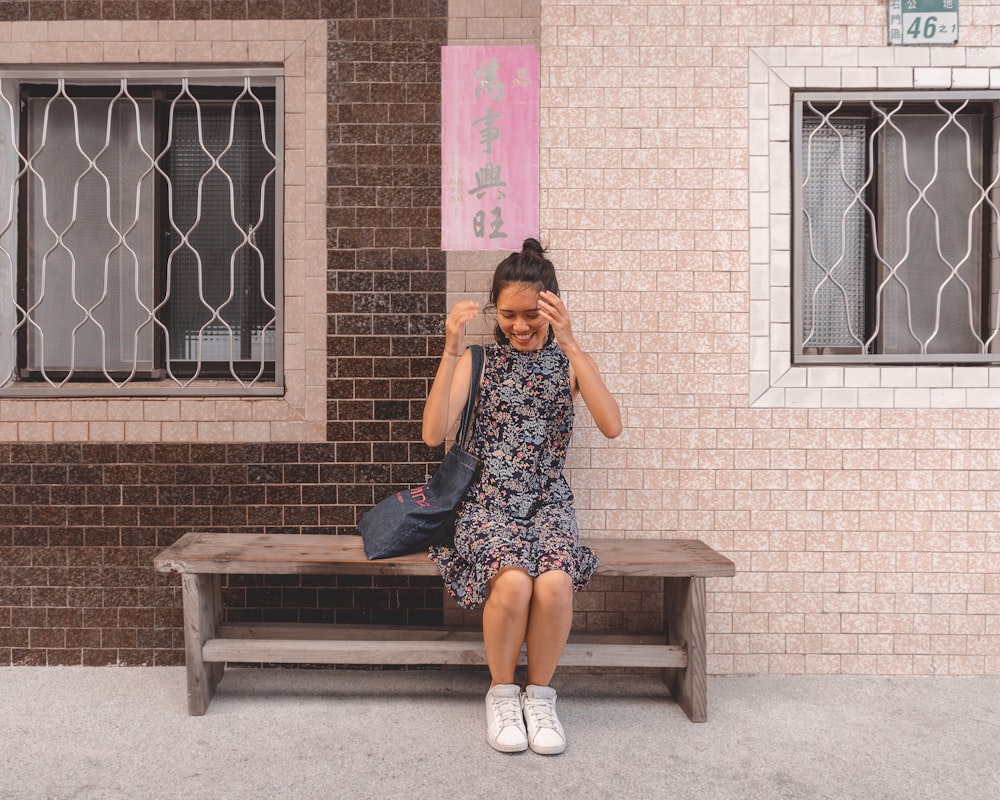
487, 567, 534, 611
531, 570, 573, 610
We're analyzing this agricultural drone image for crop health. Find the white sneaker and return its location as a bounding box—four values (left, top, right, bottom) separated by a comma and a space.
522, 684, 566, 755
485, 684, 528, 753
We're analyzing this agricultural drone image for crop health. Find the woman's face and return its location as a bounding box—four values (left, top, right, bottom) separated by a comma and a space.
495, 282, 549, 352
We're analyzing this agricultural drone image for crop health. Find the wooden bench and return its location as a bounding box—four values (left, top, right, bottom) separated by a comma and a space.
153, 533, 735, 722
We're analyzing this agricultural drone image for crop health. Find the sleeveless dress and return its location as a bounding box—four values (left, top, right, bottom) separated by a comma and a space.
428, 339, 599, 609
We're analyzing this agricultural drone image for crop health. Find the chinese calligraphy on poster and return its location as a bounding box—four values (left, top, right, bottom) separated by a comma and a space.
441, 46, 539, 251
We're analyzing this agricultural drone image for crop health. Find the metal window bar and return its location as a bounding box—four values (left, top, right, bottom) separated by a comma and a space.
793, 91, 1000, 365
0, 68, 283, 395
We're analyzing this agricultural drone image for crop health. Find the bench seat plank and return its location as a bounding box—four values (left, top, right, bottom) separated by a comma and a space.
153, 532, 735, 579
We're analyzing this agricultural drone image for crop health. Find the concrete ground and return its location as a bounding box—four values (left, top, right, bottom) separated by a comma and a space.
1, 666, 997, 800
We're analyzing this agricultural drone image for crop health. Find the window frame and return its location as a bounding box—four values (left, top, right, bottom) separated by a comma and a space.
0, 65, 285, 398
792, 89, 1000, 367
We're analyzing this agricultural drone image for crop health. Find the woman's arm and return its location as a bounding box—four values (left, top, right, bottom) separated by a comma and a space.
538, 291, 623, 439
565, 345, 623, 439
421, 300, 481, 447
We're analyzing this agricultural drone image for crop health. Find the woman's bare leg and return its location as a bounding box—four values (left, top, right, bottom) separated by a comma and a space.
482, 567, 533, 685
524, 570, 574, 686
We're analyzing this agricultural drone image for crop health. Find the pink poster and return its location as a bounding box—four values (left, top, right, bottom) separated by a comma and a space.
441, 46, 539, 251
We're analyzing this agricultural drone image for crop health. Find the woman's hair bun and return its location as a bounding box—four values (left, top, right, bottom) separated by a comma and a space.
521, 237, 545, 256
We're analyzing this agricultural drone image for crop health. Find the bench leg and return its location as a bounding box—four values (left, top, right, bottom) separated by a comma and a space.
662, 576, 708, 722
182, 573, 224, 715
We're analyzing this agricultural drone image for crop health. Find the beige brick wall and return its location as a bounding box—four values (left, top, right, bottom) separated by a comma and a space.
444, 1, 1000, 674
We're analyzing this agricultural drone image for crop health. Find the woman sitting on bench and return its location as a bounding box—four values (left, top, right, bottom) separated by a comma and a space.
422, 239, 622, 755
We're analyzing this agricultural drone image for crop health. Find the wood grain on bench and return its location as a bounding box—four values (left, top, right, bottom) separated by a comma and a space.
154, 532, 734, 578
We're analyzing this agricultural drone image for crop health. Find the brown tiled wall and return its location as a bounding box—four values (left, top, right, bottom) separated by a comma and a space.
327, 2, 450, 505
0, 443, 446, 665
0, 1, 453, 666
0, 2, 338, 20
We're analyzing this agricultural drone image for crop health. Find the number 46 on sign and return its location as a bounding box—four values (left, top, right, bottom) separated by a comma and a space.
888, 0, 959, 46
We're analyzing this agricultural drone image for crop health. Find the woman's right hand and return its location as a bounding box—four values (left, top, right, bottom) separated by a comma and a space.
424, 300, 481, 446
444, 300, 481, 356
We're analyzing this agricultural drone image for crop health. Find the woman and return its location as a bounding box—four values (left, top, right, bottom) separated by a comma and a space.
422, 239, 622, 755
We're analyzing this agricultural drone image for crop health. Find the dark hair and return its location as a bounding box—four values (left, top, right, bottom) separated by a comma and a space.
486, 238, 559, 345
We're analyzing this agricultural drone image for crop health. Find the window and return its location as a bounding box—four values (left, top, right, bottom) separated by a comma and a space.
0, 67, 283, 395
793, 90, 1000, 365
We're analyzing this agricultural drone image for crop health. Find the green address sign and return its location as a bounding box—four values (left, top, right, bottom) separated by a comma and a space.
888, 0, 959, 46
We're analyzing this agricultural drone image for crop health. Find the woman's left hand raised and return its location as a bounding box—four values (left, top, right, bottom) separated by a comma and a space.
537, 290, 577, 351
538, 289, 622, 438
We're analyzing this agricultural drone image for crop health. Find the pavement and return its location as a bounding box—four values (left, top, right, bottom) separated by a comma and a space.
1, 666, 998, 800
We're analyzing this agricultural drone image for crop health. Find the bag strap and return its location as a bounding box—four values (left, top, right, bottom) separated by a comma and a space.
455, 344, 484, 450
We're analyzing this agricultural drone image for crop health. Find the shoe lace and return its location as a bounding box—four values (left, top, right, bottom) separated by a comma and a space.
523, 697, 558, 730
491, 695, 523, 727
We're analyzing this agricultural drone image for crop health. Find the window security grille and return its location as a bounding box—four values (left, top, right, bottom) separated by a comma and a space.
793, 91, 1000, 365
0, 68, 283, 395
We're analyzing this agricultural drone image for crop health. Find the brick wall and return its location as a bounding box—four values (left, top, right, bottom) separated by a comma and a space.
0, 1, 455, 666
0, 443, 444, 665
535, 0, 1000, 676
5, 0, 1000, 676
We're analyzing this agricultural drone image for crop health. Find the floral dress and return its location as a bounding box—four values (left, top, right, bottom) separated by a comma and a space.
428, 339, 599, 609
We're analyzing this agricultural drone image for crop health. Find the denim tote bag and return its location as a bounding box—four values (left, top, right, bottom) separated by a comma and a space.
358, 344, 484, 559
